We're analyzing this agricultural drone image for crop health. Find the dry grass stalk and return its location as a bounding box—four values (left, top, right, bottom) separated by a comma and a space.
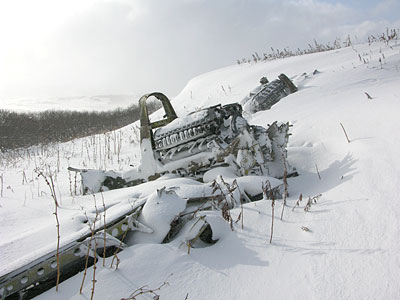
68, 170, 73, 197
270, 198, 275, 244
90, 235, 98, 300
340, 122, 351, 143
90, 195, 100, 300
121, 274, 171, 300
234, 181, 245, 229
280, 154, 288, 220
263, 181, 275, 243
56, 146, 60, 173
365, 92, 373, 99
221, 85, 227, 95
220, 176, 238, 206
22, 170, 28, 185
100, 191, 107, 267
74, 172, 78, 195
0, 174, 3, 197
304, 193, 322, 212
80, 214, 93, 294
315, 164, 321, 180
235, 200, 244, 230
35, 167, 61, 291
292, 193, 303, 211
304, 197, 312, 212
211, 177, 238, 231
110, 224, 129, 269
301, 226, 311, 232
80, 195, 101, 295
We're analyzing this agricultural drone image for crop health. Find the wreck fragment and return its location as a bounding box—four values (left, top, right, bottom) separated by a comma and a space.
72, 92, 294, 193
241, 73, 297, 113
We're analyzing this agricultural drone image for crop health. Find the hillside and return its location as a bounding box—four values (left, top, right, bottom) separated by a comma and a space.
1, 39, 400, 300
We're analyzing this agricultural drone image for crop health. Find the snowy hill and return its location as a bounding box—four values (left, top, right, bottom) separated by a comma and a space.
1, 40, 400, 300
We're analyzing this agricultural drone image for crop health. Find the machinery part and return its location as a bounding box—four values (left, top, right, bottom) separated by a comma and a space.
73, 92, 294, 194
152, 103, 247, 163
139, 92, 178, 143
242, 73, 297, 113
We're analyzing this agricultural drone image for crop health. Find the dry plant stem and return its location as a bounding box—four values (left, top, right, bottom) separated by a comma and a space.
57, 146, 60, 173
54, 201, 61, 291
80, 238, 92, 294
235, 183, 245, 229
270, 198, 275, 243
304, 193, 321, 212
90, 236, 98, 300
101, 191, 107, 267
263, 181, 275, 243
0, 174, 3, 197
121, 275, 171, 300
36, 168, 61, 291
74, 172, 78, 195
81, 196, 100, 295
280, 154, 288, 220
211, 177, 236, 231
220, 176, 237, 206
365, 92, 373, 99
304, 197, 312, 211
91, 196, 100, 300
241, 198, 244, 230
315, 164, 321, 180
80, 213, 94, 294
68, 170, 73, 197
110, 225, 129, 269
22, 170, 28, 185
292, 193, 303, 211
340, 122, 351, 143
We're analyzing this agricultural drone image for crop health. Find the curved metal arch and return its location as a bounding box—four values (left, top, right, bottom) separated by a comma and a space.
139, 92, 178, 142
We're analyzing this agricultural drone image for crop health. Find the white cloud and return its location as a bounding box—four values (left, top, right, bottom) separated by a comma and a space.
373, 0, 398, 16
0, 0, 399, 101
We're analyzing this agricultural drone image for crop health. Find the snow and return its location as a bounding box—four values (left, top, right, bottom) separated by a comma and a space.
1, 39, 400, 299
129, 188, 186, 244
0, 94, 141, 112
203, 166, 282, 197
153, 109, 209, 137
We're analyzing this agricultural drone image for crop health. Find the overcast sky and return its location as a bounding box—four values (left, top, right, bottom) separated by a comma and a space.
0, 0, 399, 100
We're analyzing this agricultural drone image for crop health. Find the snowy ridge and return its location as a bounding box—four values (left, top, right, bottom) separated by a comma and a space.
1, 40, 400, 300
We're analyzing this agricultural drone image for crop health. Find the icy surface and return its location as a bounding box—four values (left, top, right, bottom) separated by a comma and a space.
1, 40, 400, 300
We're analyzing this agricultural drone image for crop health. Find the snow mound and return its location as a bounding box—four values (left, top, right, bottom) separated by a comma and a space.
130, 188, 186, 244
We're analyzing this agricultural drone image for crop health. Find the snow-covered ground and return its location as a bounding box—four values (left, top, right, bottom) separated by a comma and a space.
1, 39, 400, 300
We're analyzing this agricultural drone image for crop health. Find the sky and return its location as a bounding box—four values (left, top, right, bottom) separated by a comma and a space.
0, 0, 399, 102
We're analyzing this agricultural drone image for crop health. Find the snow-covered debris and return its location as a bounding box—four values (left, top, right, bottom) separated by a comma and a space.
75, 96, 292, 194
129, 188, 186, 244
241, 73, 297, 113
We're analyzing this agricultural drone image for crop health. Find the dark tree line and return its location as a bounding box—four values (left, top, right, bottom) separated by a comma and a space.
0, 102, 160, 151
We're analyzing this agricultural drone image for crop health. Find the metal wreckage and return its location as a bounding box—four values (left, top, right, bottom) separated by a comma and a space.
0, 74, 298, 299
